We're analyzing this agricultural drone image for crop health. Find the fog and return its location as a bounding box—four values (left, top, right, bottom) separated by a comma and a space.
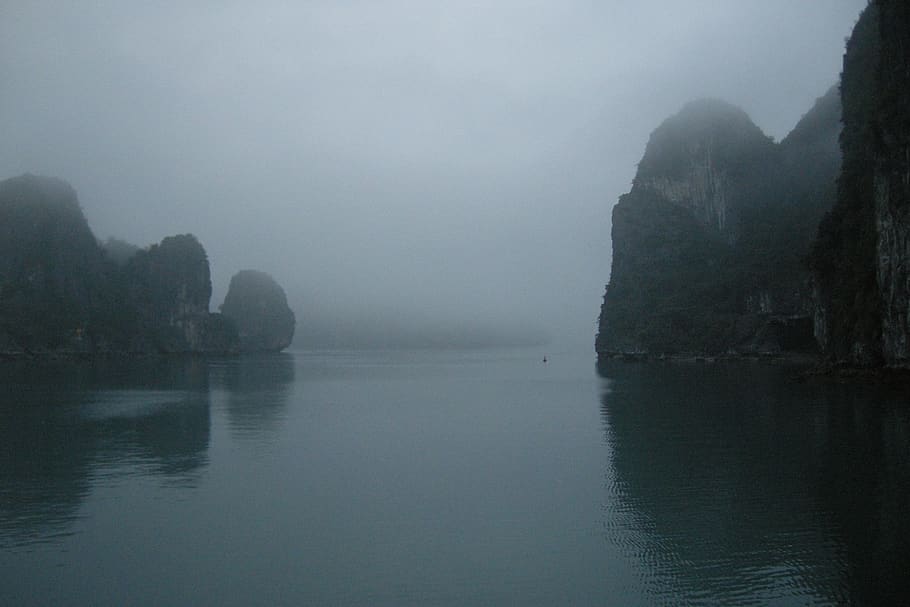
0, 1, 865, 349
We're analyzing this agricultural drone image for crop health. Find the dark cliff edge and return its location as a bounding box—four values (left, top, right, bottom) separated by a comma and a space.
597, 90, 841, 359
0, 174, 293, 357
811, 2, 910, 369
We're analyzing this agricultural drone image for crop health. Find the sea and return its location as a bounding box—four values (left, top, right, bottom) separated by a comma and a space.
1, 349, 908, 606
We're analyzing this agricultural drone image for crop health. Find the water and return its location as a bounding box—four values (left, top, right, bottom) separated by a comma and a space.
1, 350, 908, 606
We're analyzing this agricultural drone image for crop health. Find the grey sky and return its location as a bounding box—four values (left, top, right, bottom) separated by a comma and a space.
0, 1, 865, 348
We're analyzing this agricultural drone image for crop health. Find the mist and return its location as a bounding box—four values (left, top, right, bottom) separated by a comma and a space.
0, 1, 865, 350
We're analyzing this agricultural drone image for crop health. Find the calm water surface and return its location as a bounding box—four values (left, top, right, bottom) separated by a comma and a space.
1, 350, 908, 606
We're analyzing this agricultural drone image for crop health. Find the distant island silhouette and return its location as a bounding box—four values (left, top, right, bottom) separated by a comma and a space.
0, 174, 294, 357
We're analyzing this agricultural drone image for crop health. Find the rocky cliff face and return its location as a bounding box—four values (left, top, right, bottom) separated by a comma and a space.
633, 100, 778, 242
598, 90, 841, 357
0, 174, 112, 354
0, 175, 242, 356
125, 234, 237, 353
811, 1, 910, 367
220, 270, 295, 352
873, 1, 910, 365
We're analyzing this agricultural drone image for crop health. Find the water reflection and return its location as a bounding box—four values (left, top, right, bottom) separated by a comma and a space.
211, 354, 294, 439
0, 358, 211, 548
597, 360, 910, 606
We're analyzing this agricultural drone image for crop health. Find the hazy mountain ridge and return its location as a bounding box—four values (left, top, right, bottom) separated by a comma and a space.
597, 87, 842, 356
0, 174, 292, 356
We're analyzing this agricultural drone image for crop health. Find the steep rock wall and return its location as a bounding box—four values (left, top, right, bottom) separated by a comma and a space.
598, 90, 841, 357
125, 234, 239, 353
811, 1, 910, 367
874, 0, 910, 365
0, 175, 113, 354
637, 151, 730, 235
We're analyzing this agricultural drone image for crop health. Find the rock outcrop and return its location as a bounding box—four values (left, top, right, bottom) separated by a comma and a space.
597, 89, 841, 357
0, 174, 114, 354
0, 174, 301, 357
220, 270, 295, 352
811, 1, 910, 367
125, 234, 238, 353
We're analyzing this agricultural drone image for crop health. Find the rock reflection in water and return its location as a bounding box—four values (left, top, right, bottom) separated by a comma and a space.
211, 353, 295, 439
0, 357, 211, 549
597, 360, 910, 606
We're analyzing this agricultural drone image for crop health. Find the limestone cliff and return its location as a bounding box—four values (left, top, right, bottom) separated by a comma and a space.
0, 175, 242, 356
632, 99, 778, 242
220, 270, 295, 352
811, 1, 910, 367
0, 174, 114, 354
598, 90, 841, 357
125, 234, 238, 353
875, 1, 910, 365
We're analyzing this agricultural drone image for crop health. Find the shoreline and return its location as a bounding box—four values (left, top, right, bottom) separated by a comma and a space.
596, 351, 910, 383
596, 351, 819, 365
0, 350, 298, 361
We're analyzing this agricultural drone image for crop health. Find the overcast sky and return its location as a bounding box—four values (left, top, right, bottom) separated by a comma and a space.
0, 1, 866, 349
